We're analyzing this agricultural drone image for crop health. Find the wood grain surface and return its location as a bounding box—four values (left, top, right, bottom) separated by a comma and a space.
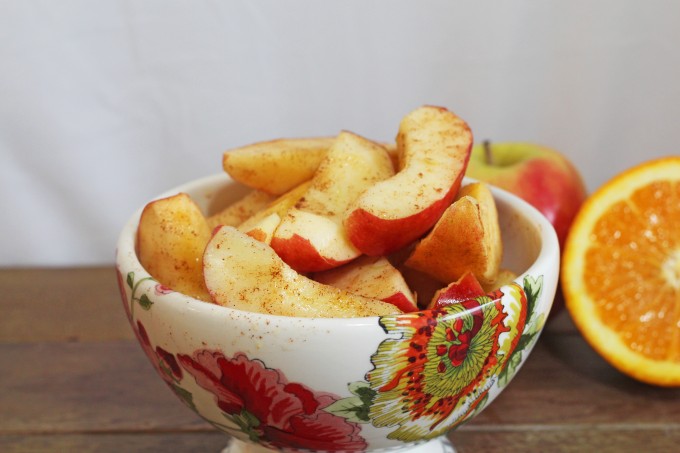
1, 267, 678, 452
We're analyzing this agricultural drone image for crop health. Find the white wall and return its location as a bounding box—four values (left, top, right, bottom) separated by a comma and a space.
2, 0, 679, 266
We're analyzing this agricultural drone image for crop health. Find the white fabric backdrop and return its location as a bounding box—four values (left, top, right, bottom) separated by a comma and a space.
1, 0, 679, 266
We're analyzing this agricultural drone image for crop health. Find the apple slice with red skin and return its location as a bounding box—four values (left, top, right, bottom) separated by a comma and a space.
344, 105, 473, 256
271, 131, 394, 273
405, 182, 502, 287
203, 225, 400, 318
429, 271, 486, 309
312, 255, 418, 313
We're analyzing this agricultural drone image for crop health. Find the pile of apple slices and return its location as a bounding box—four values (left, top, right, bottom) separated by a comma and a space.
137, 106, 516, 318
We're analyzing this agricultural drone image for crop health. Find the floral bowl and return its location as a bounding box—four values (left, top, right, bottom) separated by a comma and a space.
115, 173, 559, 453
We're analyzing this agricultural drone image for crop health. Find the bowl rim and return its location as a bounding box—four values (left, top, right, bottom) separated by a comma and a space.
116, 173, 560, 326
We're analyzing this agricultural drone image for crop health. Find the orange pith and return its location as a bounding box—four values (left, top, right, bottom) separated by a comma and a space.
562, 156, 680, 387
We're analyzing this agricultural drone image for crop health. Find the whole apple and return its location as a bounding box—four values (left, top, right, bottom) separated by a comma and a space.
466, 141, 587, 250
465, 141, 587, 317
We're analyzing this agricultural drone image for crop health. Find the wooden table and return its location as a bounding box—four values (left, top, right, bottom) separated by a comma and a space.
1, 267, 679, 452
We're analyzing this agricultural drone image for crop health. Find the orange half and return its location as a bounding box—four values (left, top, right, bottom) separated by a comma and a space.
562, 156, 680, 387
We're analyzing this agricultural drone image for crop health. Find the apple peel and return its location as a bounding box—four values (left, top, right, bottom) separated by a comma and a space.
137, 193, 212, 301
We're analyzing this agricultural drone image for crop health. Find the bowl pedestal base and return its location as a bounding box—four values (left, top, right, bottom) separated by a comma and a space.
221, 436, 456, 453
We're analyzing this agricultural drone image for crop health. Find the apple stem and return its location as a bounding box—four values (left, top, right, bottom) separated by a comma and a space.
483, 140, 493, 166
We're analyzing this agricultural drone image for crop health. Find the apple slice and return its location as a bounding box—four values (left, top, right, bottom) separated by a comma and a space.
206, 190, 275, 229
312, 255, 418, 312
428, 271, 486, 309
271, 131, 394, 273
237, 181, 312, 244
137, 193, 212, 301
222, 137, 335, 195
344, 105, 473, 256
203, 226, 401, 318
405, 182, 502, 287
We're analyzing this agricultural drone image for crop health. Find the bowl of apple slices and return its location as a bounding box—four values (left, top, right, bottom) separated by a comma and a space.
116, 106, 559, 453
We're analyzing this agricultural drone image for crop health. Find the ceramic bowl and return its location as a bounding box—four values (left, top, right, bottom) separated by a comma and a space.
115, 173, 559, 453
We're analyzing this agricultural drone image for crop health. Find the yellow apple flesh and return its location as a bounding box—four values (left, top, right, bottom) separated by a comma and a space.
222, 137, 335, 195
206, 190, 275, 230
137, 193, 212, 301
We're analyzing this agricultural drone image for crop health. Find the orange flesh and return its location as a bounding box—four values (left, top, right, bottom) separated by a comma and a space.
584, 180, 680, 361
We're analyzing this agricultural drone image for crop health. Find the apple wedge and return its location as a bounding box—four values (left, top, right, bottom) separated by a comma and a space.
203, 226, 401, 318
312, 255, 418, 312
344, 105, 473, 256
271, 131, 394, 273
428, 271, 486, 309
206, 190, 275, 230
237, 181, 312, 245
137, 193, 212, 301
405, 182, 502, 287
222, 137, 335, 195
